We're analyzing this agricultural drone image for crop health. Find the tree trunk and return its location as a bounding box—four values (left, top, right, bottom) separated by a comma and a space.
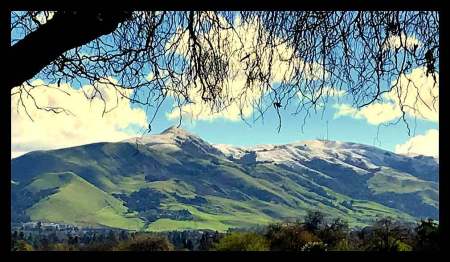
8, 11, 132, 89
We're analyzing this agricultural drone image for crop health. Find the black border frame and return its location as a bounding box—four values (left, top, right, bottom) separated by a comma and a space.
1, 0, 448, 260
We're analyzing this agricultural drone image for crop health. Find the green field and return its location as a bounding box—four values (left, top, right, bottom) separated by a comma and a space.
26, 172, 145, 230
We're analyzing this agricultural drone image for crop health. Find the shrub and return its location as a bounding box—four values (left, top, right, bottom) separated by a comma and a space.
304, 211, 326, 232
396, 241, 412, 251
115, 234, 174, 251
364, 218, 412, 251
265, 223, 320, 251
80, 242, 115, 251
301, 241, 327, 252
318, 218, 349, 248
333, 239, 352, 251
11, 240, 33, 251
414, 219, 439, 251
50, 243, 80, 251
213, 232, 269, 251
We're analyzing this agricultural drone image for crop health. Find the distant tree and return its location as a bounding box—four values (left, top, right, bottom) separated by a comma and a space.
31, 236, 41, 249
36, 221, 42, 232
304, 211, 326, 233
414, 219, 439, 251
318, 218, 349, 249
212, 231, 222, 245
11, 240, 34, 251
367, 218, 411, 251
169, 232, 183, 249
80, 242, 114, 251
264, 223, 284, 250
265, 222, 320, 251
119, 230, 129, 241
39, 236, 51, 251
48, 231, 59, 243
26, 233, 33, 243
116, 234, 174, 251
185, 239, 194, 251
199, 232, 210, 251
18, 231, 25, 240
96, 233, 105, 243
91, 233, 97, 243
333, 238, 353, 251
198, 231, 222, 251
50, 243, 74, 251
213, 232, 269, 251
81, 233, 91, 244
73, 235, 79, 245
395, 241, 413, 251
130, 232, 138, 240
67, 234, 73, 245
107, 230, 117, 243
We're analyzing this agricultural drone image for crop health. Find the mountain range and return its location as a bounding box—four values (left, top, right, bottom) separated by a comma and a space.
11, 126, 439, 231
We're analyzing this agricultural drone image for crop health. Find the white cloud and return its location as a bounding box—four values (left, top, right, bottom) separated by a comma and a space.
333, 102, 402, 125
383, 33, 421, 51
333, 67, 438, 125
386, 66, 439, 122
298, 87, 345, 103
11, 79, 148, 158
165, 15, 325, 122
395, 129, 439, 157
165, 70, 266, 122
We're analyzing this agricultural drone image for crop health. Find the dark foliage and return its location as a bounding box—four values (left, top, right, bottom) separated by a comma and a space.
414, 218, 440, 251
11, 212, 439, 251
116, 234, 174, 251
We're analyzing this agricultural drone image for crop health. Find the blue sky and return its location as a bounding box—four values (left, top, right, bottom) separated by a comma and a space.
11, 71, 438, 159
130, 92, 438, 153
10, 11, 439, 158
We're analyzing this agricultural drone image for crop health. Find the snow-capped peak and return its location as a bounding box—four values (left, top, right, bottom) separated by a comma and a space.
124, 126, 197, 144
160, 125, 195, 138
123, 126, 221, 156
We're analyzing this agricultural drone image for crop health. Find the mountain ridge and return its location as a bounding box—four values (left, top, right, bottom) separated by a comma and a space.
126, 126, 438, 161
11, 127, 439, 231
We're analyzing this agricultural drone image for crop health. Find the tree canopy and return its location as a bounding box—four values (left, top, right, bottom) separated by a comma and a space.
10, 11, 439, 131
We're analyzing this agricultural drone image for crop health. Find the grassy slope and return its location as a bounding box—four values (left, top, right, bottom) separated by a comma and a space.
368, 167, 438, 194
12, 141, 432, 231
25, 166, 416, 231
144, 194, 416, 231
26, 172, 145, 230
146, 200, 275, 232
141, 176, 415, 231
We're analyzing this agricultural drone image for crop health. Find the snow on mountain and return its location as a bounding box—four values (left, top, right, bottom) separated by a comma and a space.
398, 151, 439, 162
212, 138, 438, 183
123, 126, 194, 148
123, 126, 223, 156
213, 144, 246, 158
214, 139, 382, 170
122, 127, 438, 183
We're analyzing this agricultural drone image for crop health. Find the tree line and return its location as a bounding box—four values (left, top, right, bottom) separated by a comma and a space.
11, 212, 439, 251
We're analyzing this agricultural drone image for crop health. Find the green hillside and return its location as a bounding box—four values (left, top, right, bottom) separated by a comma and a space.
22, 172, 145, 230
11, 128, 438, 231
